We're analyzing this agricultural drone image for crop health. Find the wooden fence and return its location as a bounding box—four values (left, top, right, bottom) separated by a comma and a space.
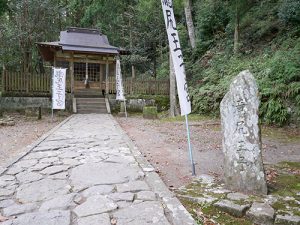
108, 77, 169, 95
2, 71, 169, 96
2, 71, 51, 93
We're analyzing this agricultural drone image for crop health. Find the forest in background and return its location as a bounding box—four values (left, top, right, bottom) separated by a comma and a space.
0, 0, 299, 126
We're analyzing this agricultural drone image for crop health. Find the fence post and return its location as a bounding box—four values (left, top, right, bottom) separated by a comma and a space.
2, 66, 5, 93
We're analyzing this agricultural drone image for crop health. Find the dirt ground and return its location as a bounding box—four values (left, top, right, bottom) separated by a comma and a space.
0, 113, 65, 169
116, 115, 300, 189
0, 112, 299, 190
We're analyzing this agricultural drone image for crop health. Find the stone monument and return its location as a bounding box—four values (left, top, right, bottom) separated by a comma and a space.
220, 70, 267, 195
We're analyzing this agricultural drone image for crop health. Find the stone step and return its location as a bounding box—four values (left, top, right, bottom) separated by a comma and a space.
76, 98, 105, 103
76, 101, 106, 105
74, 90, 104, 98
76, 97, 108, 114
77, 106, 107, 110
77, 109, 107, 114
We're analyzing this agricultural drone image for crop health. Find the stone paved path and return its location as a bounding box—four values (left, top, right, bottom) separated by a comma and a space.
0, 114, 195, 225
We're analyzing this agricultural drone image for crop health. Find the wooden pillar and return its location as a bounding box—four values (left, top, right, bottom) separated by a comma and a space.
53, 55, 57, 67
100, 63, 103, 90
105, 57, 109, 94
85, 58, 89, 88
70, 54, 74, 97
131, 65, 135, 79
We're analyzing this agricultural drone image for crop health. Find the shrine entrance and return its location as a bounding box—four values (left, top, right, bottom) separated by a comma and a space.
37, 27, 122, 97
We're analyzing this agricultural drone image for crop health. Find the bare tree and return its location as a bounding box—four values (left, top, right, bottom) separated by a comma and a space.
184, 0, 196, 49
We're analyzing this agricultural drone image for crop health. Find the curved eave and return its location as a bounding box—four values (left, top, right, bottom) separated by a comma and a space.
36, 42, 61, 62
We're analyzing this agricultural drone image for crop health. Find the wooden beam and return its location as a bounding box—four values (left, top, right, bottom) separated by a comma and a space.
100, 63, 103, 90
105, 58, 109, 94
70, 53, 74, 98
2, 65, 5, 93
55, 57, 114, 64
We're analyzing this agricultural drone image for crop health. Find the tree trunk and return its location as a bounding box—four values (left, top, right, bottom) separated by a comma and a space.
169, 52, 179, 117
184, 0, 196, 49
233, 1, 240, 55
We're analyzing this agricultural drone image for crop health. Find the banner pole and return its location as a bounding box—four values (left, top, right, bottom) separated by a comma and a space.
51, 67, 54, 123
185, 114, 196, 176
124, 100, 128, 118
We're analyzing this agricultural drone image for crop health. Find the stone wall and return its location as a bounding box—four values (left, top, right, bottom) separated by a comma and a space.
108, 95, 156, 113
0, 96, 73, 112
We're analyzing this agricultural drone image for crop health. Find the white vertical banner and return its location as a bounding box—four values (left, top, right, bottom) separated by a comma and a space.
52, 68, 66, 110
115, 59, 125, 101
161, 0, 191, 116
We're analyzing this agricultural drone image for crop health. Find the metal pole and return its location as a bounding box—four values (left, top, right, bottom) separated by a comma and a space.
185, 114, 196, 176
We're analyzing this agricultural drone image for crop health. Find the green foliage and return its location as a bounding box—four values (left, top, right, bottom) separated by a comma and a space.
0, 0, 7, 16
278, 0, 300, 24
143, 106, 158, 119
194, 0, 230, 42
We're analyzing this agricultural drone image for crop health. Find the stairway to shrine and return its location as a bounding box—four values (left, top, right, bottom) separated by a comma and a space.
75, 89, 108, 114
76, 98, 107, 114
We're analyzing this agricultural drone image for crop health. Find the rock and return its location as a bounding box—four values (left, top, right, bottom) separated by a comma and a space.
16, 179, 70, 203
1, 210, 71, 225
197, 174, 215, 184
73, 195, 118, 218
40, 165, 70, 175
6, 166, 24, 175
136, 191, 156, 201
30, 163, 52, 172
0, 188, 15, 197
214, 199, 250, 217
143, 167, 155, 172
220, 70, 268, 195
0, 199, 15, 208
105, 155, 136, 164
82, 185, 115, 197
70, 163, 141, 191
2, 203, 37, 216
108, 192, 134, 202
246, 202, 275, 225
77, 213, 111, 225
61, 158, 81, 166
14, 159, 38, 168
40, 157, 60, 164
1, 175, 15, 181
275, 214, 300, 225
59, 151, 81, 159
143, 106, 158, 119
179, 195, 216, 205
116, 181, 150, 193
113, 201, 170, 225
40, 193, 76, 211
49, 172, 68, 180
16, 172, 43, 183
227, 192, 249, 201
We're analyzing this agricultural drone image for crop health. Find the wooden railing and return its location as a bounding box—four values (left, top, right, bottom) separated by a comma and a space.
108, 77, 169, 95
2, 71, 169, 96
1, 71, 71, 94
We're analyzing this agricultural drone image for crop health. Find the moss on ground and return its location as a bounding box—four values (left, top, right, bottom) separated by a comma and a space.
160, 114, 215, 122
269, 161, 300, 198
262, 126, 300, 143
177, 161, 300, 224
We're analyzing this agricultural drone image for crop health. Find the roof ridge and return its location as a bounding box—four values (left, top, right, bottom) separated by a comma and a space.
67, 27, 101, 35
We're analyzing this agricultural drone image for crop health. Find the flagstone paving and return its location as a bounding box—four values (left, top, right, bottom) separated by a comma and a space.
0, 114, 196, 225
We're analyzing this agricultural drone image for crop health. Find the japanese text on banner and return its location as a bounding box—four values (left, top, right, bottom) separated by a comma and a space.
116, 59, 125, 101
52, 68, 66, 110
161, 0, 191, 115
